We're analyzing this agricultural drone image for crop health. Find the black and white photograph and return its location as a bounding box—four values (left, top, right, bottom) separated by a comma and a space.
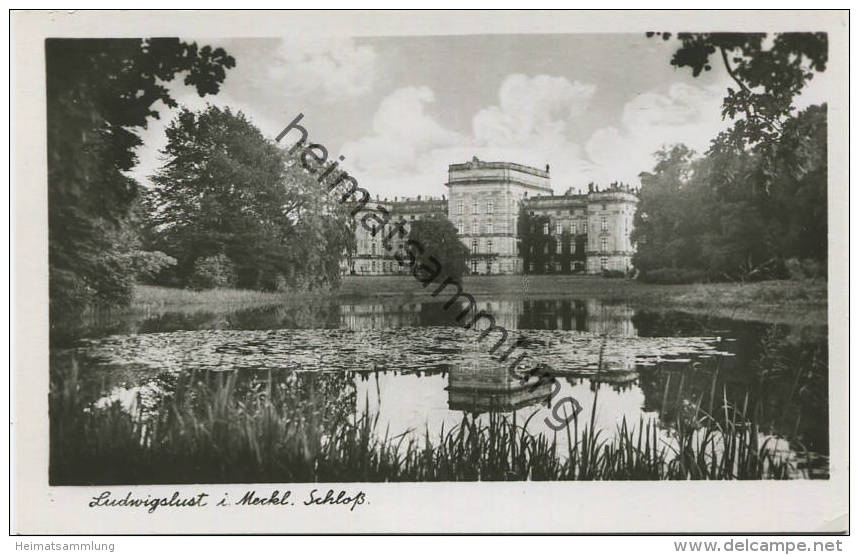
10, 9, 849, 535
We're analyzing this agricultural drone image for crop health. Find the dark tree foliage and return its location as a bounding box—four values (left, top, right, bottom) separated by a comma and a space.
408, 218, 469, 280
147, 105, 355, 292
632, 105, 827, 281
518, 211, 552, 274
47, 38, 235, 315
631, 145, 702, 272
647, 32, 827, 146
634, 32, 828, 282
516, 210, 585, 274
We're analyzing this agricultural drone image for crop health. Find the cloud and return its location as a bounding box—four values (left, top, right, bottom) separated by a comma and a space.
473, 74, 596, 148
267, 38, 378, 101
584, 82, 728, 184
338, 75, 729, 199
340, 86, 465, 193
341, 75, 599, 198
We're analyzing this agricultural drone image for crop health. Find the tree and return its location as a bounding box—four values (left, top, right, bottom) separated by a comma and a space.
636, 32, 829, 281
651, 32, 828, 203
47, 38, 235, 315
764, 104, 827, 263
633, 105, 827, 282
407, 218, 469, 280
632, 145, 701, 272
648, 32, 827, 146
147, 105, 355, 291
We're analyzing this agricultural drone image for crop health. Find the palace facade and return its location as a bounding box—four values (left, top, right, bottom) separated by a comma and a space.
346, 157, 638, 276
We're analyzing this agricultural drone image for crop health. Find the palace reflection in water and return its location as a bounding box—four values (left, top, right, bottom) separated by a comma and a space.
340, 298, 637, 336
340, 297, 826, 473
61, 294, 829, 478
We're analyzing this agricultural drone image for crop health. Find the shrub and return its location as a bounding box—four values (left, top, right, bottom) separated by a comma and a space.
188, 254, 237, 290
784, 258, 803, 280
641, 267, 706, 285
127, 250, 177, 283
785, 258, 827, 281
601, 269, 626, 279
88, 252, 136, 307
802, 259, 826, 280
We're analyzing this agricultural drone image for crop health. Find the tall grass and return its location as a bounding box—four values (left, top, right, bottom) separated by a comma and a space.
130, 285, 313, 311
50, 362, 792, 484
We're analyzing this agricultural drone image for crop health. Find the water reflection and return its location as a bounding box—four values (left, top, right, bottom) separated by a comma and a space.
55, 295, 829, 478
446, 356, 553, 413
519, 299, 637, 336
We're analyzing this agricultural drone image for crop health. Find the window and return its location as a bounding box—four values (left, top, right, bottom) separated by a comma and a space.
601, 237, 608, 252
556, 262, 562, 272
457, 221, 464, 235
487, 240, 493, 253
410, 214, 416, 220
556, 241, 562, 254
488, 222, 494, 234
571, 222, 577, 234
472, 218, 478, 234
600, 257, 608, 271
488, 200, 494, 214
543, 222, 549, 235
457, 201, 464, 215
472, 239, 479, 253
601, 216, 607, 231
556, 222, 563, 235
472, 200, 479, 214
371, 242, 376, 254
371, 260, 376, 271
472, 260, 479, 273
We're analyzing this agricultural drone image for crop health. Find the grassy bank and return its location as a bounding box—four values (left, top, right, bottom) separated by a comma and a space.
130, 284, 317, 311
127, 276, 826, 326
338, 275, 827, 326
50, 364, 792, 484
657, 280, 827, 324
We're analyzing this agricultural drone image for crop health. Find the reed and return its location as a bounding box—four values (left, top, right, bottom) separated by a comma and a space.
49, 364, 793, 484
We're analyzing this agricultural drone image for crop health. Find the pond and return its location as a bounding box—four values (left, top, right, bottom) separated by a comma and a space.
50, 295, 829, 481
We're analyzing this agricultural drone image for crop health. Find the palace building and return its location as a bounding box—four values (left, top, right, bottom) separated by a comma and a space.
346, 157, 638, 276
349, 195, 448, 276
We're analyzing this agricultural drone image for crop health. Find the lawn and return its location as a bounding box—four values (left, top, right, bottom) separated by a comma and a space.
131, 284, 325, 310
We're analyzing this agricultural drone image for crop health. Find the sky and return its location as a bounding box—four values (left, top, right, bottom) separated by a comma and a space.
131, 33, 830, 199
